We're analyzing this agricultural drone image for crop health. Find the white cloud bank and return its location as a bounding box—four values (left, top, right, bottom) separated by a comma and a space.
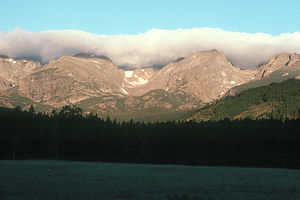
0, 28, 300, 68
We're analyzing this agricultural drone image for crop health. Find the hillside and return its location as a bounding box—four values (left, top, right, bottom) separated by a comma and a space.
229, 63, 300, 95
187, 78, 300, 121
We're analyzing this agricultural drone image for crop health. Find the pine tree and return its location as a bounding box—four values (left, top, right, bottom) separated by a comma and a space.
28, 105, 35, 114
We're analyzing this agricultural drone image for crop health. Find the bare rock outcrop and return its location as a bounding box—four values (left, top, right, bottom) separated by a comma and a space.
253, 53, 300, 80
19, 56, 125, 106
2, 50, 298, 115
130, 50, 255, 102
0, 57, 41, 90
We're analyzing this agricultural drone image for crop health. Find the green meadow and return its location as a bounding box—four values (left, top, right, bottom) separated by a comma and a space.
0, 160, 300, 200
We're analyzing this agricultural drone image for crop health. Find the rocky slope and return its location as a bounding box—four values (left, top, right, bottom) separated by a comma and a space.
18, 55, 125, 107
226, 53, 300, 96
253, 53, 300, 80
187, 78, 300, 121
0, 57, 41, 90
120, 50, 256, 103
0, 50, 299, 120
228, 63, 300, 96
143, 50, 256, 102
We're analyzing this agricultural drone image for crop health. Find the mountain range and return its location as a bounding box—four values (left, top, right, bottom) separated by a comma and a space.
0, 50, 299, 121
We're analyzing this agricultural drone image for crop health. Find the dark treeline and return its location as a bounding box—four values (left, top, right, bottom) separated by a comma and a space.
1, 105, 300, 169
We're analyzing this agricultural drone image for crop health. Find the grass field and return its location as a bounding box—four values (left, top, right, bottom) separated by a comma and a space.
0, 160, 300, 200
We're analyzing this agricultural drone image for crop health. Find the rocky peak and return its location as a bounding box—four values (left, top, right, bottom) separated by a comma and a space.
4, 50, 292, 116
286, 53, 300, 66
17, 55, 127, 107
0, 57, 41, 90
253, 53, 300, 80
125, 50, 255, 102
170, 50, 230, 71
73, 53, 112, 62
46, 55, 125, 90
186, 49, 225, 60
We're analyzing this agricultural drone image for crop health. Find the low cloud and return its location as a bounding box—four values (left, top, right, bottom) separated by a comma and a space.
1, 28, 300, 68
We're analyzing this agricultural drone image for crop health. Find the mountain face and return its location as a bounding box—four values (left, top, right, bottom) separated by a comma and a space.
226, 54, 300, 96
116, 50, 255, 103
228, 64, 300, 97
0, 57, 41, 90
0, 51, 299, 120
18, 56, 124, 107
187, 78, 300, 121
253, 53, 300, 80
142, 50, 255, 102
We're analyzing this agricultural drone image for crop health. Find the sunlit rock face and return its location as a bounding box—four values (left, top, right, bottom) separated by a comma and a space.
0, 57, 41, 90
0, 50, 296, 114
253, 53, 300, 80
138, 50, 256, 102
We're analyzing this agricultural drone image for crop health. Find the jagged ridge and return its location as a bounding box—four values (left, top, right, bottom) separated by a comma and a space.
0, 50, 299, 120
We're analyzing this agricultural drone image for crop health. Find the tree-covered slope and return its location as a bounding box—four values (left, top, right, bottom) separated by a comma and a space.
230, 64, 300, 94
188, 78, 300, 121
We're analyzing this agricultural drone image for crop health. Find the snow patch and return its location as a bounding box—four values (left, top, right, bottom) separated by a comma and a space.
7, 58, 16, 64
145, 72, 150, 78
230, 81, 236, 84
121, 88, 128, 95
126, 76, 148, 86
92, 60, 100, 64
124, 71, 133, 78
133, 75, 148, 85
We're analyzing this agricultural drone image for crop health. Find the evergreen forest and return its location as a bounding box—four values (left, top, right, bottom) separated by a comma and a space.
1, 103, 300, 169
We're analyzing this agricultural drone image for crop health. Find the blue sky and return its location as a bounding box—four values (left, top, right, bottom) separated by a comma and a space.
1, 0, 300, 68
1, 0, 300, 35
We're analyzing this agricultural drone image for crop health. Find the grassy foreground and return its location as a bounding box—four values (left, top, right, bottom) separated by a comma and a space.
0, 160, 300, 200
